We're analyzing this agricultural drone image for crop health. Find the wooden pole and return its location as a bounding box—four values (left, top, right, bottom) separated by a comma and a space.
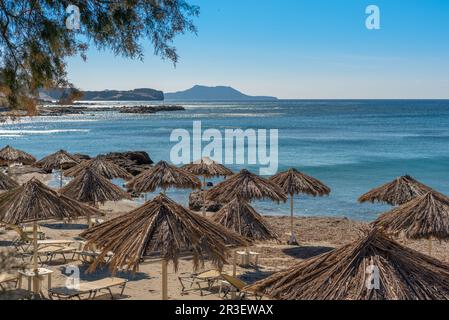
59, 165, 63, 189
202, 176, 206, 217
428, 238, 433, 256
162, 259, 168, 300
231, 251, 237, 300
32, 221, 40, 295
288, 194, 299, 245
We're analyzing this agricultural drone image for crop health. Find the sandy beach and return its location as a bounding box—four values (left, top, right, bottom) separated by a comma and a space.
2, 171, 449, 300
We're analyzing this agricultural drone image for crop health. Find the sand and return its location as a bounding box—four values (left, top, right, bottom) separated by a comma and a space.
1, 171, 449, 300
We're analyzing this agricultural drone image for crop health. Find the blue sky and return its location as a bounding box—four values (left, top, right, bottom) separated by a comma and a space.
67, 0, 449, 99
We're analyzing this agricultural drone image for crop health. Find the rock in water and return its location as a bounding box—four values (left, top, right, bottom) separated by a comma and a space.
189, 191, 223, 212
102, 151, 154, 176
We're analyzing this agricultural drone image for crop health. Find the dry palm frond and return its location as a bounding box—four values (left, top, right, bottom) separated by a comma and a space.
64, 157, 132, 180
0, 172, 19, 190
126, 161, 201, 193
246, 228, 449, 300
371, 191, 449, 240
270, 168, 330, 196
213, 197, 279, 241
81, 194, 247, 273
0, 178, 101, 224
358, 175, 432, 206
61, 168, 130, 205
0, 145, 36, 165
182, 157, 233, 178
206, 169, 287, 203
34, 150, 79, 172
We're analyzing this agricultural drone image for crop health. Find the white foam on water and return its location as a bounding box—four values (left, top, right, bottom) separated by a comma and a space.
0, 129, 90, 135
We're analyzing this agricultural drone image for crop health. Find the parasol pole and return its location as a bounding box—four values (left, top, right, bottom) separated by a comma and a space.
288, 193, 299, 245
428, 238, 433, 256
32, 221, 40, 295
202, 175, 207, 217
59, 164, 63, 189
231, 250, 237, 300
162, 259, 168, 300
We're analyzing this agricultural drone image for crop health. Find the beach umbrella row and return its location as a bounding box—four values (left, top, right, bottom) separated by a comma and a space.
246, 228, 449, 300
81, 194, 247, 300
0, 179, 101, 295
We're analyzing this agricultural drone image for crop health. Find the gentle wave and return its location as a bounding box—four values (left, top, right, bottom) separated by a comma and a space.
0, 129, 90, 135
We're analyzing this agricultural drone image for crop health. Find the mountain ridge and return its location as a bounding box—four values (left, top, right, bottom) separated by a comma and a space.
165, 85, 278, 101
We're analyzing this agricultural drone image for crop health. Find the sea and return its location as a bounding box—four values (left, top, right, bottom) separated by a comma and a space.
2, 99, 449, 222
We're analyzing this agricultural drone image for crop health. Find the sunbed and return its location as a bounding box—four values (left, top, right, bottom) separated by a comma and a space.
0, 273, 19, 290
48, 277, 128, 300
220, 274, 262, 300
178, 270, 223, 296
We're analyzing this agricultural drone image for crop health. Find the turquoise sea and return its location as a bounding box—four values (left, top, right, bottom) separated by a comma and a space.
2, 100, 449, 221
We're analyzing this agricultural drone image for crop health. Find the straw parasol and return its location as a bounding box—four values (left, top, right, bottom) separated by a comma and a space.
182, 157, 233, 216
80, 193, 247, 300
206, 169, 287, 204
34, 150, 80, 188
246, 228, 449, 300
213, 197, 279, 241
358, 175, 432, 206
126, 160, 201, 194
0, 146, 36, 175
371, 190, 449, 255
0, 178, 101, 295
64, 157, 132, 181
61, 168, 130, 226
270, 168, 330, 245
0, 171, 19, 191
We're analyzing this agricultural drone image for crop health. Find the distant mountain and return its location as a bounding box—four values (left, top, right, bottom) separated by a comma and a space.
39, 88, 164, 101
165, 85, 278, 101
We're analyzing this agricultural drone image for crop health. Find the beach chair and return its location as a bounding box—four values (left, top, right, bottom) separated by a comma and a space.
220, 274, 262, 300
178, 270, 223, 296
34, 245, 77, 265
0, 273, 20, 291
6, 224, 45, 252
48, 277, 128, 300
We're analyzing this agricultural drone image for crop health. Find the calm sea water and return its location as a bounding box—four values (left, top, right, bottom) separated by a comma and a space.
2, 100, 449, 221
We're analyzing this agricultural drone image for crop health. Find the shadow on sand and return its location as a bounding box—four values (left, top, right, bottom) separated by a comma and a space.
282, 245, 334, 260
41, 223, 88, 231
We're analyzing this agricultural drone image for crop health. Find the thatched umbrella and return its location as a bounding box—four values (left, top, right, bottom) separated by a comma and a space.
270, 168, 330, 245
0, 178, 101, 295
80, 194, 247, 300
213, 197, 279, 241
34, 150, 80, 188
206, 169, 287, 204
246, 229, 449, 300
64, 157, 132, 181
126, 160, 201, 194
0, 172, 19, 191
0, 146, 36, 175
61, 168, 131, 226
358, 175, 432, 206
371, 190, 449, 255
182, 157, 233, 216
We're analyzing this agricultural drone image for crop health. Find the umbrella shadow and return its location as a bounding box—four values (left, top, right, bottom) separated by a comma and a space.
282, 245, 334, 260
62, 264, 151, 282
0, 240, 14, 247
41, 223, 87, 230
239, 269, 275, 284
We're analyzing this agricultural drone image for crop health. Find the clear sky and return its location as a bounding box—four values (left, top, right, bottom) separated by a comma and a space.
66, 0, 449, 99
